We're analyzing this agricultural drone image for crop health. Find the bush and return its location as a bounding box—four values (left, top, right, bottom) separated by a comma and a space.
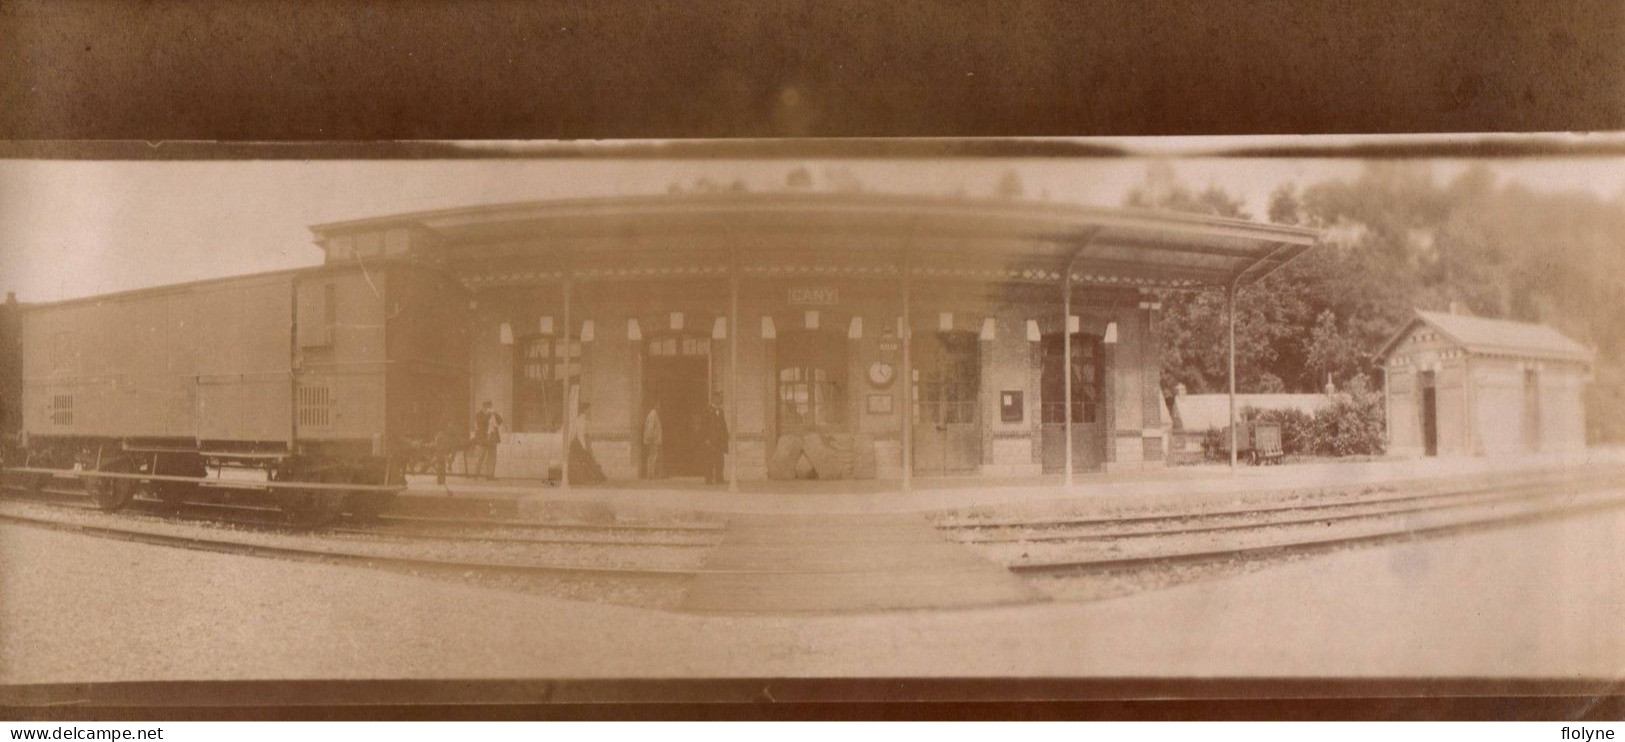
1200, 375, 1387, 461
1309, 374, 1386, 456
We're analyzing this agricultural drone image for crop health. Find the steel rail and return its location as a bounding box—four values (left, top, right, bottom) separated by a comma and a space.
0, 507, 713, 579
3, 466, 403, 492
324, 524, 719, 548
374, 513, 726, 533
28, 494, 715, 548
0, 505, 1007, 578
957, 474, 1623, 544
1009, 489, 1625, 575
0, 483, 726, 542
936, 466, 1625, 531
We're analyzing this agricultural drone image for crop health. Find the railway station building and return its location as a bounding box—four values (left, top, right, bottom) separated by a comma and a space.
308, 193, 1319, 487
1378, 309, 1593, 458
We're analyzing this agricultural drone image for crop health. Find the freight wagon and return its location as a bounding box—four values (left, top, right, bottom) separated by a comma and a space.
6, 261, 469, 524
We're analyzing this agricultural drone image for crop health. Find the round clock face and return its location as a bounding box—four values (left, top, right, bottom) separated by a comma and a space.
868, 361, 895, 388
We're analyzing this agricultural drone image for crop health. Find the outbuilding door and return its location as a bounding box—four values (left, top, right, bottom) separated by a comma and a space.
1523, 369, 1541, 453
912, 331, 981, 475
1419, 370, 1438, 457
1040, 332, 1106, 472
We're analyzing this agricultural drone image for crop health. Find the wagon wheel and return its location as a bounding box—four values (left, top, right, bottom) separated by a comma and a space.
85, 460, 137, 511
344, 469, 397, 521
279, 469, 348, 528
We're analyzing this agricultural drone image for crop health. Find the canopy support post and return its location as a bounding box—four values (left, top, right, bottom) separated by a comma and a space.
901, 248, 913, 493
728, 246, 740, 493
1063, 263, 1075, 487
1227, 280, 1238, 471
560, 272, 573, 491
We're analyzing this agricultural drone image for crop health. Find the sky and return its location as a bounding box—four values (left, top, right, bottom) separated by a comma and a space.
3, 150, 1624, 303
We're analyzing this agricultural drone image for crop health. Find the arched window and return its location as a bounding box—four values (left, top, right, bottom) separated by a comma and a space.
514, 334, 580, 432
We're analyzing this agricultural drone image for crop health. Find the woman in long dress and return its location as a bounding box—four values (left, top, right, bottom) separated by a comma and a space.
569, 402, 607, 484
642, 405, 664, 479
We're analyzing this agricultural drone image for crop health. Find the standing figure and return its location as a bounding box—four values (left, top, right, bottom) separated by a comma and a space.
569, 401, 607, 484
642, 405, 664, 479
701, 392, 729, 485
431, 421, 462, 486
473, 400, 503, 480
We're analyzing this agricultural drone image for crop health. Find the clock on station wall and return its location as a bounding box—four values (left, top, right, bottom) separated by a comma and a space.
868, 361, 895, 388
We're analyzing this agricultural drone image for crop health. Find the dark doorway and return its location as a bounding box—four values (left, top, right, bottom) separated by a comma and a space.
643, 335, 711, 477
1040, 332, 1105, 472
912, 330, 982, 475
1419, 370, 1438, 457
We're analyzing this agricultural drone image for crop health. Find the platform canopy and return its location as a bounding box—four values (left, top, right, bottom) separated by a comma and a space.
310, 192, 1321, 291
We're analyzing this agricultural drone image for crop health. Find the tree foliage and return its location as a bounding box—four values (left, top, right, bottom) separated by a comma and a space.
1137, 162, 1625, 442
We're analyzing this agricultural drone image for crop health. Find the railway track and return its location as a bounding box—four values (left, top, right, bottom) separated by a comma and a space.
0, 481, 724, 548
948, 469, 1625, 545
7, 468, 1625, 613
0, 496, 715, 581
993, 481, 1625, 576
938, 465, 1625, 529
0, 482, 728, 604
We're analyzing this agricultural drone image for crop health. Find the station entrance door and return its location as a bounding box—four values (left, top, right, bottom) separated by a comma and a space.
643, 335, 710, 477
1040, 332, 1105, 472
912, 331, 982, 475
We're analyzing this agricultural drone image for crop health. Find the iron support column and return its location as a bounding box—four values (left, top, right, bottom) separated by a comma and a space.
560, 275, 573, 490
1063, 266, 1075, 487
1227, 281, 1237, 470
901, 249, 913, 492
728, 247, 740, 492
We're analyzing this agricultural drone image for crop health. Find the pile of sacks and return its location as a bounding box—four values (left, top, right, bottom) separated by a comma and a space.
767, 432, 878, 480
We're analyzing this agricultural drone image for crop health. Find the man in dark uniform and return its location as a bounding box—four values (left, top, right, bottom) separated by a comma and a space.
701, 392, 729, 485
472, 400, 503, 480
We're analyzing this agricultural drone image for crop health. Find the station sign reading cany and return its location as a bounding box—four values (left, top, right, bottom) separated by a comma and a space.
788, 287, 839, 305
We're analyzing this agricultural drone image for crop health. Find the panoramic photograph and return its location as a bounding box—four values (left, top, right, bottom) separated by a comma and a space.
2, 140, 1623, 700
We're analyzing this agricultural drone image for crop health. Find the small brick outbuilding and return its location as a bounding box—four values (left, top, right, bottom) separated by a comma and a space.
1378, 310, 1592, 458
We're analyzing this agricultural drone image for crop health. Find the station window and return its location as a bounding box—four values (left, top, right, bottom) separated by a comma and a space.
1040, 333, 1103, 424
914, 331, 980, 426
776, 330, 846, 431
515, 335, 581, 432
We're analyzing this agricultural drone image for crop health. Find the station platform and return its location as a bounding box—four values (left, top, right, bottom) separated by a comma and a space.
394, 447, 1625, 521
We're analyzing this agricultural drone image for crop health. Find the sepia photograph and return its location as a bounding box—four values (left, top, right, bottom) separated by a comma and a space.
2, 139, 1624, 718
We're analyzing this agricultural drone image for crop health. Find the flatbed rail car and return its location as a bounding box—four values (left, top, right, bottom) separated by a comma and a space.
8, 259, 469, 524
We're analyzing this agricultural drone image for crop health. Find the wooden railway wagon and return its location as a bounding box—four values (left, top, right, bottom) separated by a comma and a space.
9, 261, 469, 523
